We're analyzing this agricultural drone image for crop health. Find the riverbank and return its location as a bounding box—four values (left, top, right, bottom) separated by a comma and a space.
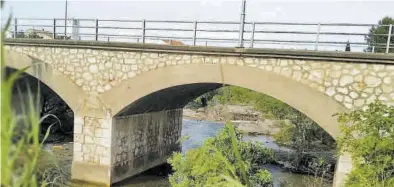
41, 119, 334, 186
183, 105, 286, 135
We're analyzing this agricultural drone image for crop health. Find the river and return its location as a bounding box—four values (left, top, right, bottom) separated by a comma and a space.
112, 119, 331, 187
48, 119, 331, 187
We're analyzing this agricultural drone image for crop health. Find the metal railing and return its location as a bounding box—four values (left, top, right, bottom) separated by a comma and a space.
3, 17, 394, 53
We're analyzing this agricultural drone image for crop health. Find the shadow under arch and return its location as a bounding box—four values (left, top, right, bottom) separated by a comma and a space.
4, 50, 87, 113
6, 66, 75, 134
101, 64, 348, 139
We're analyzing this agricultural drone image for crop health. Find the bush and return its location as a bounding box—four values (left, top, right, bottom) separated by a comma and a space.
250, 169, 273, 187
273, 121, 295, 147
336, 101, 394, 187
168, 122, 274, 187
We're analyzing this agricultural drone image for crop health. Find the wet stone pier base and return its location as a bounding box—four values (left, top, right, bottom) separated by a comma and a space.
111, 109, 182, 183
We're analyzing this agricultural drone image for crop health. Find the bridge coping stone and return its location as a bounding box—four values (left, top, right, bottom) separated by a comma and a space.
4, 38, 394, 64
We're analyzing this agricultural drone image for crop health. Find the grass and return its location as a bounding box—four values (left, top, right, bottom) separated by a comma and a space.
1, 4, 67, 186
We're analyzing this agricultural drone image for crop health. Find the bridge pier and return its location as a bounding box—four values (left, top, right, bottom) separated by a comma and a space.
333, 152, 353, 187
71, 109, 182, 185
71, 113, 113, 186
110, 109, 182, 183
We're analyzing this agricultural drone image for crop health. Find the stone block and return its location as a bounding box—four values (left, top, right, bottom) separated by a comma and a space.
74, 143, 82, 152
364, 76, 382, 87
74, 123, 83, 134
74, 134, 84, 143
100, 156, 111, 165
339, 75, 354, 86
82, 144, 94, 153
83, 126, 95, 136
73, 151, 84, 162
97, 137, 111, 148
84, 135, 95, 144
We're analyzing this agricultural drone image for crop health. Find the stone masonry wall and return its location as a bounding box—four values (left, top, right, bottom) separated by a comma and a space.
5, 45, 394, 110
73, 114, 112, 166
111, 109, 182, 183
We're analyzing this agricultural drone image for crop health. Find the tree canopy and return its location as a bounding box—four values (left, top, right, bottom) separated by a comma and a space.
365, 16, 394, 53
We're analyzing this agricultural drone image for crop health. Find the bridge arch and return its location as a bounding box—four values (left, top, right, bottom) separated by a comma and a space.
5, 50, 87, 112
101, 64, 348, 139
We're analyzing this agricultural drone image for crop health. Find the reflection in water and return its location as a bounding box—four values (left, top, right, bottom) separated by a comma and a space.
114, 119, 330, 187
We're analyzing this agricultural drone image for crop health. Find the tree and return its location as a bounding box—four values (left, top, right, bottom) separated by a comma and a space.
365, 17, 394, 53
39, 85, 74, 135
336, 101, 394, 186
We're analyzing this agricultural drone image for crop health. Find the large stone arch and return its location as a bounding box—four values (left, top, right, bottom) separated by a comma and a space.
101, 63, 348, 139
4, 50, 87, 113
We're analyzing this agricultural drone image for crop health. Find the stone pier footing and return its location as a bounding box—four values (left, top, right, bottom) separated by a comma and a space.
333, 152, 353, 187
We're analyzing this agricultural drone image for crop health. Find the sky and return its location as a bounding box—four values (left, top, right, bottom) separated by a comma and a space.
2, 0, 394, 23
2, 0, 394, 51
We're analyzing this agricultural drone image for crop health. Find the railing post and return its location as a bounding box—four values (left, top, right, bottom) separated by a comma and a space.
386, 24, 392, 53
53, 18, 56, 39
141, 19, 146, 44
250, 22, 255, 48
238, 0, 246, 48
193, 21, 198, 46
372, 46, 375, 53
95, 19, 99, 41
13, 18, 17, 38
314, 23, 321, 51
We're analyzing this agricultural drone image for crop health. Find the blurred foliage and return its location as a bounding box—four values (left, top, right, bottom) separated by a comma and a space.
1, 3, 66, 186
1, 8, 46, 186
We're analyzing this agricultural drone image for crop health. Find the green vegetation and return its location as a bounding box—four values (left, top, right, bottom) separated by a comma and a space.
274, 109, 336, 152
365, 16, 394, 53
168, 123, 274, 187
1, 3, 66, 186
336, 101, 394, 187
194, 86, 336, 151
210, 86, 292, 120
1, 10, 45, 186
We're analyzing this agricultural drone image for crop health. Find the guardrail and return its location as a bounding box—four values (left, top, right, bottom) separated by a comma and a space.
3, 18, 393, 53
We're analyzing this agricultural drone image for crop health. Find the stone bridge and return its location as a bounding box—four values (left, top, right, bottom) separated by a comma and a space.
4, 39, 394, 186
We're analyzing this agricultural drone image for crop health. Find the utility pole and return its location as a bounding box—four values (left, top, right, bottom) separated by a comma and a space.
64, 0, 68, 39
238, 0, 246, 48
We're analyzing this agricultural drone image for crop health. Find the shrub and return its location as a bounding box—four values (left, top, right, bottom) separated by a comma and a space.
168, 122, 274, 187
336, 101, 394, 187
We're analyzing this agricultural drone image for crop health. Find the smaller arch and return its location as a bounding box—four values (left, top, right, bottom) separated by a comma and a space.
101, 64, 348, 139
5, 50, 87, 113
